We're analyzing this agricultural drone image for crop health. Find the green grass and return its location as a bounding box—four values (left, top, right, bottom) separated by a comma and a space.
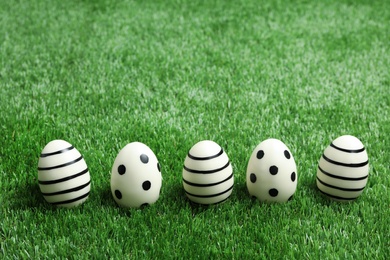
1, 0, 389, 258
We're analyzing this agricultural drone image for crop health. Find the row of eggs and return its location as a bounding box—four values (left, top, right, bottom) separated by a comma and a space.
37, 135, 369, 208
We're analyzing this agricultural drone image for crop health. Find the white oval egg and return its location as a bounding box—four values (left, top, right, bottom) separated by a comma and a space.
110, 142, 162, 208
182, 140, 234, 205
316, 135, 369, 201
246, 138, 297, 202
37, 140, 91, 208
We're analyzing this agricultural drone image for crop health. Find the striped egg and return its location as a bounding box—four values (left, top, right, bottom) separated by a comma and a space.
316, 135, 369, 201
182, 140, 233, 205
38, 140, 91, 208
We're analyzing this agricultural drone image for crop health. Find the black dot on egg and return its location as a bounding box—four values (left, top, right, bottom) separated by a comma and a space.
250, 173, 257, 183
256, 150, 264, 159
269, 188, 279, 197
291, 172, 296, 182
140, 154, 149, 164
284, 150, 291, 159
115, 190, 122, 199
118, 165, 126, 175
142, 181, 151, 191
157, 162, 161, 172
269, 166, 278, 175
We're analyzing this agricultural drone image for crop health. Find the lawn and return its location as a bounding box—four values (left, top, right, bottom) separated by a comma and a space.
0, 0, 389, 258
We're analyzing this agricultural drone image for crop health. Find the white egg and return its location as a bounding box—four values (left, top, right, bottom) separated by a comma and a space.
246, 138, 297, 202
182, 140, 234, 205
37, 140, 91, 208
316, 135, 369, 201
110, 142, 162, 208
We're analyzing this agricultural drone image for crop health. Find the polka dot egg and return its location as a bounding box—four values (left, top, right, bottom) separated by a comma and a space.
246, 139, 297, 202
182, 140, 234, 205
37, 140, 91, 208
316, 135, 369, 201
110, 142, 162, 208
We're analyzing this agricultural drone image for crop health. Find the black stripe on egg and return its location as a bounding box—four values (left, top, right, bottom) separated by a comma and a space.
183, 173, 234, 187
187, 149, 224, 160
316, 176, 365, 192
41, 180, 91, 196
330, 143, 365, 153
38, 168, 89, 184
322, 154, 368, 168
37, 156, 83, 170
40, 146, 74, 157
183, 161, 230, 174
185, 184, 234, 198
50, 192, 90, 205
318, 166, 368, 181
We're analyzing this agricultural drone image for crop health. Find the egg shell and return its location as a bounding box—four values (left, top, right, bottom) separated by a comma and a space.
246, 139, 297, 202
182, 140, 234, 205
316, 135, 369, 201
110, 142, 162, 208
37, 140, 91, 208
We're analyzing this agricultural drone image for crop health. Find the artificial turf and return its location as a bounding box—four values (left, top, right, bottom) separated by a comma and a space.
0, 0, 389, 258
